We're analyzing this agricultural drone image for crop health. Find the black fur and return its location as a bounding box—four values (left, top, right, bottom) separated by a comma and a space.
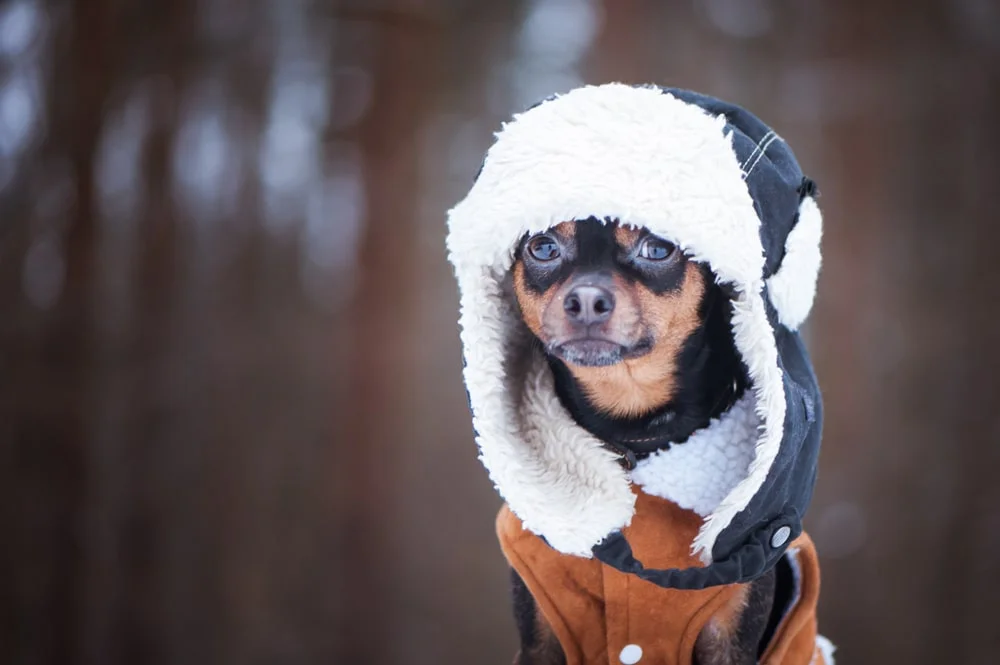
758, 553, 796, 658
511, 568, 539, 650
511, 569, 567, 665
738, 567, 778, 661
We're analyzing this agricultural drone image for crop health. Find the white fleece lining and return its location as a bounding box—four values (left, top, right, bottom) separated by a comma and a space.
814, 635, 836, 665
457, 272, 636, 557
630, 391, 758, 518
767, 196, 823, 330
692, 283, 786, 559
447, 83, 818, 560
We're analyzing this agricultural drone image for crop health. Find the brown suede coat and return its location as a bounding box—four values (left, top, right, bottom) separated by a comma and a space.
498, 491, 825, 665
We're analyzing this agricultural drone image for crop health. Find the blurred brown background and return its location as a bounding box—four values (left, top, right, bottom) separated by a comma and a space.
1, 0, 999, 663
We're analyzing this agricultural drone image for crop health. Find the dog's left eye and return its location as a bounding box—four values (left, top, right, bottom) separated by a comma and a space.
637, 237, 676, 261
526, 235, 561, 262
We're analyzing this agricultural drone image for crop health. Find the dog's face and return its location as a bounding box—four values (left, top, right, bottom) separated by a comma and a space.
512, 218, 707, 417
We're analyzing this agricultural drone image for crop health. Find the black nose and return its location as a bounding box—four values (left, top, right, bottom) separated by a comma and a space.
564, 285, 615, 324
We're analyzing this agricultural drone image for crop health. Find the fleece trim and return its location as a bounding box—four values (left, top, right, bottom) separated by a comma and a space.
815, 635, 837, 665
447, 83, 823, 564
630, 391, 758, 518
767, 196, 823, 330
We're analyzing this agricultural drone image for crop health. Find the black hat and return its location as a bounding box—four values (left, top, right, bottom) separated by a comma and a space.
447, 84, 824, 588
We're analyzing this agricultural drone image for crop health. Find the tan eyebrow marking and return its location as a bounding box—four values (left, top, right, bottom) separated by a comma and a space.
614, 225, 641, 249
550, 220, 576, 241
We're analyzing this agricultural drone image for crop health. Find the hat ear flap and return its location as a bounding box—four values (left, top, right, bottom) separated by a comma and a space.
766, 196, 823, 330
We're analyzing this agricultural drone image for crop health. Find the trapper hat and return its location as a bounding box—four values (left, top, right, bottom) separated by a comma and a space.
446, 84, 824, 589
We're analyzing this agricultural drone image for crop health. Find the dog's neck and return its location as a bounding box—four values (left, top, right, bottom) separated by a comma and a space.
547, 283, 747, 462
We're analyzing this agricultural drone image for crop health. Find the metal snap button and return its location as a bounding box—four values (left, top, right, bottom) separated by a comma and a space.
771, 525, 791, 548
619, 644, 642, 664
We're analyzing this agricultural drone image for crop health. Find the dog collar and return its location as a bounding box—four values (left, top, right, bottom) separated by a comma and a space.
608, 377, 742, 461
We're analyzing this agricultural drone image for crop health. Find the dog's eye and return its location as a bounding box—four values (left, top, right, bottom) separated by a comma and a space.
526, 235, 561, 262
637, 237, 676, 261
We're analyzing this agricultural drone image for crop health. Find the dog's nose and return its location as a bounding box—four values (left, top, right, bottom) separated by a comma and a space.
564, 285, 615, 324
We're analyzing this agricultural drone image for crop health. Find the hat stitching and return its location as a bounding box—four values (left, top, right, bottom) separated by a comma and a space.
739, 129, 774, 172
743, 132, 783, 180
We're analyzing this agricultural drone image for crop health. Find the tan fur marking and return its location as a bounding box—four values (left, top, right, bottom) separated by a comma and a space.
613, 225, 641, 248
693, 584, 751, 665
708, 582, 751, 633
551, 220, 576, 241
567, 263, 705, 418
512, 262, 548, 339
512, 223, 574, 340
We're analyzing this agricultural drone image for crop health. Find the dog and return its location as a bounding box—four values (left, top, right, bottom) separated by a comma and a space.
508, 218, 780, 665
447, 84, 830, 665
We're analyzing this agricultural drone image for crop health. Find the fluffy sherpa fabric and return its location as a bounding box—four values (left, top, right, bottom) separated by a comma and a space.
629, 392, 758, 518
446, 83, 825, 589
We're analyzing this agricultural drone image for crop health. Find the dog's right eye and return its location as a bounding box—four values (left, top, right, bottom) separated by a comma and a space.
526, 235, 561, 262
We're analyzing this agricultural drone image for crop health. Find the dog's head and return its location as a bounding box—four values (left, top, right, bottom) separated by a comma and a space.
512, 218, 711, 417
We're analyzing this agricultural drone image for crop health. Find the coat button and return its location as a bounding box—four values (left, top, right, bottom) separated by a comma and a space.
771, 525, 791, 548
619, 644, 642, 664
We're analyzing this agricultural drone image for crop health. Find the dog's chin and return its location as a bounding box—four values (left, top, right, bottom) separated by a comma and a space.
552, 337, 653, 368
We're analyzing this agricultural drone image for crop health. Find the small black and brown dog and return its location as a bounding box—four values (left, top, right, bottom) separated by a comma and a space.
509, 218, 776, 665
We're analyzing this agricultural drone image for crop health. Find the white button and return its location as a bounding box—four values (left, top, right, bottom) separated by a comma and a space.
619, 644, 643, 664
771, 525, 791, 548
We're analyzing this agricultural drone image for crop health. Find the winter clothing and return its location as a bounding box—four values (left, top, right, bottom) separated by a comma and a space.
498, 493, 830, 665
446, 83, 833, 662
